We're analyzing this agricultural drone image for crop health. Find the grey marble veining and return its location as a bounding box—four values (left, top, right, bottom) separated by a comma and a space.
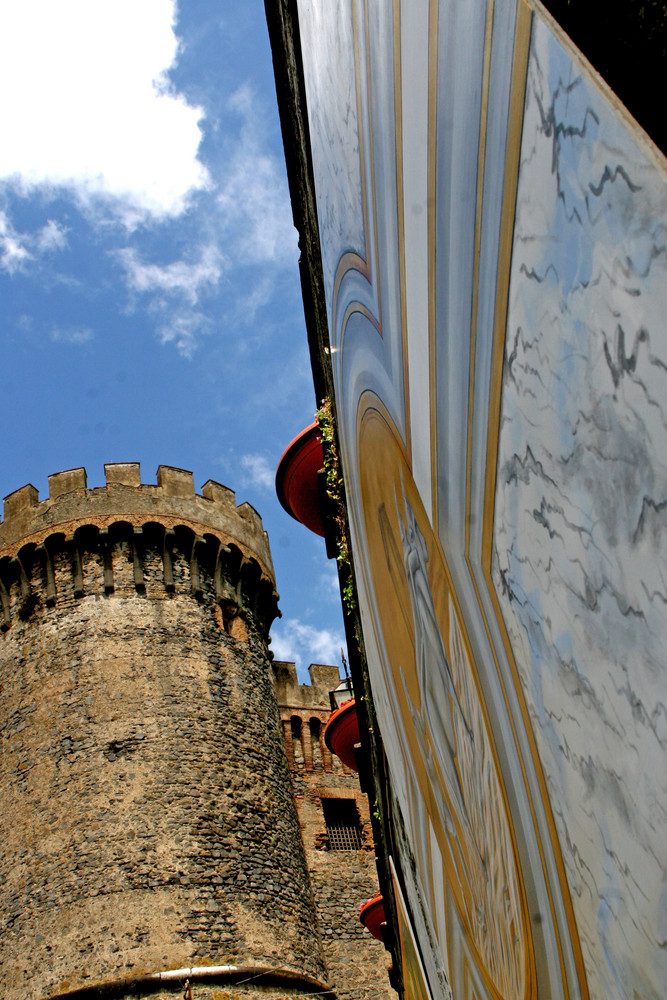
493, 16, 667, 1000
296, 0, 366, 319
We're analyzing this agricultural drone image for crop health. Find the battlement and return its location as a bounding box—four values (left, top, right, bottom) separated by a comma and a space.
273, 661, 342, 710
0, 464, 279, 638
0, 463, 272, 577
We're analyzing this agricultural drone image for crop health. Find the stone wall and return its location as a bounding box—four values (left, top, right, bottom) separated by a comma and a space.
0, 466, 325, 1000
273, 663, 393, 1000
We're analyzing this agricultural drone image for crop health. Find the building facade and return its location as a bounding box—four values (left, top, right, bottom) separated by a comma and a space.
273, 661, 393, 1000
265, 1, 667, 998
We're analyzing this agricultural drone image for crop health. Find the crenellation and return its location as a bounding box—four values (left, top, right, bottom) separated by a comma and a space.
237, 500, 264, 534
49, 466, 87, 499
202, 478, 236, 509
273, 660, 342, 710
156, 463, 195, 498
104, 462, 141, 487
0, 465, 275, 582
3, 483, 39, 522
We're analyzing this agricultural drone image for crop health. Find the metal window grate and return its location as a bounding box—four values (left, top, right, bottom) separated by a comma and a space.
327, 823, 362, 850
322, 797, 362, 850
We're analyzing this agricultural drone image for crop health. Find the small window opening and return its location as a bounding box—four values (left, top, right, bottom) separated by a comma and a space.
321, 797, 362, 850
290, 716, 304, 766
309, 717, 322, 769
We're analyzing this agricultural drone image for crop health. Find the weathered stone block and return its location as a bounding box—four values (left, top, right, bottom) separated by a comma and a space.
202, 479, 236, 510
156, 464, 195, 498
3, 484, 39, 521
48, 467, 87, 498
105, 462, 141, 487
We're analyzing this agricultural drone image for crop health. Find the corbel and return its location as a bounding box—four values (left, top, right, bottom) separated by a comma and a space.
162, 528, 175, 592
36, 541, 57, 605
190, 534, 206, 599
132, 527, 145, 591
99, 528, 114, 594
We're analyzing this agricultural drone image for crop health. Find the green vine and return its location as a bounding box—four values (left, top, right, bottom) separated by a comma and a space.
316, 398, 356, 614
342, 575, 355, 614
316, 398, 343, 503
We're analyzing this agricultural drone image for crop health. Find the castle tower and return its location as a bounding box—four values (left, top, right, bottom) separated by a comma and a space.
0, 464, 327, 1000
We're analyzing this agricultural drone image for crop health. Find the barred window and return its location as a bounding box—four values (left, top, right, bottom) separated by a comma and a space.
321, 797, 362, 850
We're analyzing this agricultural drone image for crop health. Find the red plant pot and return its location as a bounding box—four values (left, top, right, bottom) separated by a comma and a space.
359, 894, 385, 941
275, 422, 325, 537
324, 698, 360, 772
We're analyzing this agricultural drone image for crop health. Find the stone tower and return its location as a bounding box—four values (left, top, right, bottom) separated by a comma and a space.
273, 662, 393, 1000
0, 464, 327, 1000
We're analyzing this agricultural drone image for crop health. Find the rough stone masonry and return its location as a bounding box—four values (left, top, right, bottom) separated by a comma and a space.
0, 464, 326, 1000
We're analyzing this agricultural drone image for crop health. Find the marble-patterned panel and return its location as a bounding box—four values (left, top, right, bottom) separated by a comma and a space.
296, 0, 366, 311
493, 15, 667, 1000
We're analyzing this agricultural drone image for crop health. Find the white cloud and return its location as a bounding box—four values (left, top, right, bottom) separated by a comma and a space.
116, 243, 223, 357
51, 325, 94, 345
217, 84, 298, 267
240, 454, 275, 492
0, 210, 68, 273
157, 309, 209, 359
118, 244, 224, 304
36, 220, 69, 253
0, 1, 208, 222
0, 213, 31, 273
319, 564, 342, 602
270, 619, 346, 676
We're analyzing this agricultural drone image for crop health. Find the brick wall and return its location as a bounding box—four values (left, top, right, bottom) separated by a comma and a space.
273, 662, 394, 1000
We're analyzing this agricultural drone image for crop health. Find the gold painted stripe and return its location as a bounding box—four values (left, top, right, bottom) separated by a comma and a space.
331, 2, 370, 347
428, 0, 439, 523
333, 251, 372, 318
394, 0, 412, 461
341, 300, 382, 338
352, 0, 370, 267
481, 0, 531, 565
364, 0, 383, 337
464, 0, 496, 556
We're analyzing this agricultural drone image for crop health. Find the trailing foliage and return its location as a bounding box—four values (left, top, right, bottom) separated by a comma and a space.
316, 398, 357, 616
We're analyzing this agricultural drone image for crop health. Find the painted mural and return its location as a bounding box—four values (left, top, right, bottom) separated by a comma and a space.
391, 858, 434, 1000
288, 1, 667, 999
493, 15, 667, 1000
358, 397, 530, 999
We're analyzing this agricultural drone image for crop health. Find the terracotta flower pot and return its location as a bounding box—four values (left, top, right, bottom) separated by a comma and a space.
359, 894, 385, 941
275, 422, 325, 537
324, 698, 360, 772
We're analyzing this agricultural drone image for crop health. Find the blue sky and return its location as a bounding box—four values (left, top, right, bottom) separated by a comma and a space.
0, 0, 345, 678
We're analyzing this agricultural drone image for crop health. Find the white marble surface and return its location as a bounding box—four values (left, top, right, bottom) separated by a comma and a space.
295, 1, 667, 998
296, 0, 366, 319
493, 16, 667, 1000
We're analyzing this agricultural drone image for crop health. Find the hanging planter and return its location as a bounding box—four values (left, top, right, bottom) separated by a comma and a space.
324, 698, 360, 772
275, 422, 325, 537
359, 894, 385, 941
